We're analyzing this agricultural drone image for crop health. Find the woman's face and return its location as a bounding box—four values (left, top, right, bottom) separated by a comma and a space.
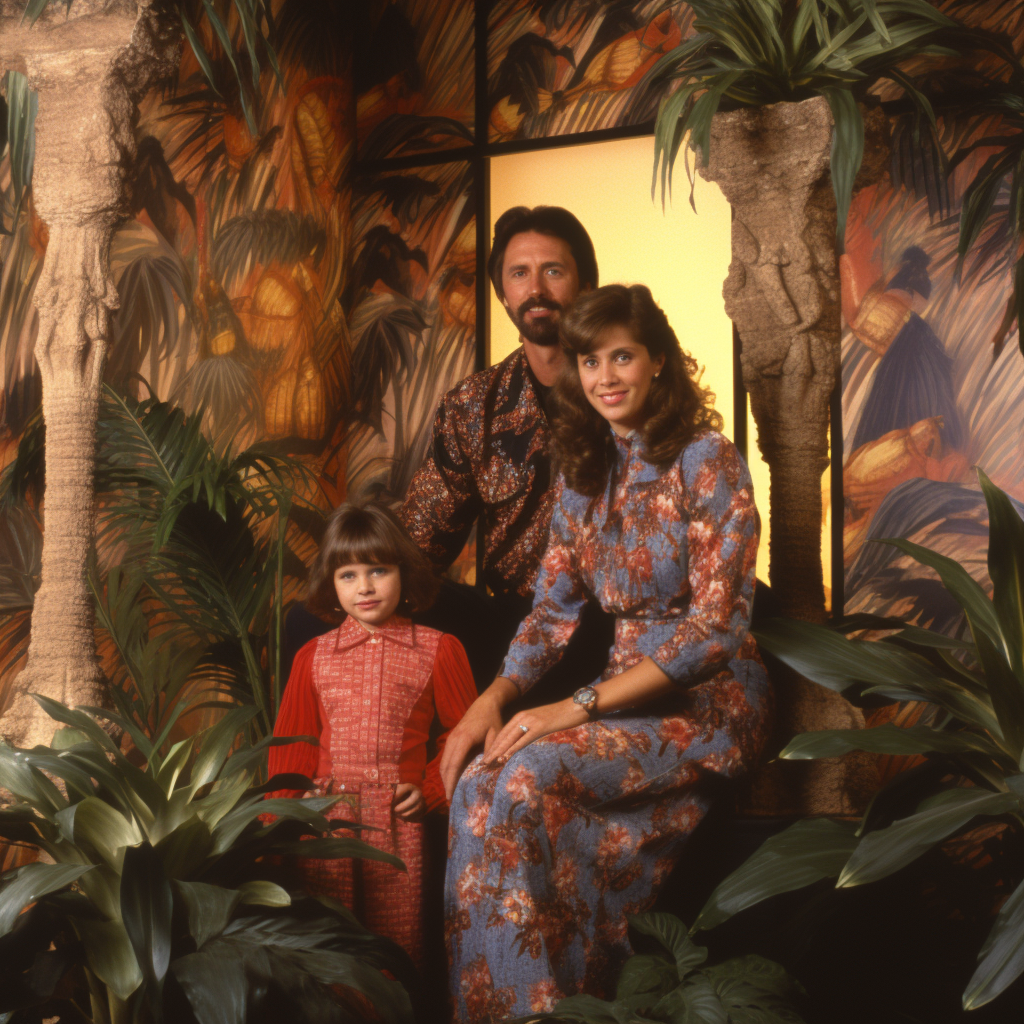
334, 562, 402, 631
577, 325, 665, 436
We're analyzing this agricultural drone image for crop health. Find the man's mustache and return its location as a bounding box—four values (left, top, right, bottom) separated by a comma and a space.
515, 297, 562, 318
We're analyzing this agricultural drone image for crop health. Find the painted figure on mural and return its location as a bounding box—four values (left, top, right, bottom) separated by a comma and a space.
399, 205, 615, 696
440, 285, 772, 1022
841, 225, 969, 568
268, 503, 476, 967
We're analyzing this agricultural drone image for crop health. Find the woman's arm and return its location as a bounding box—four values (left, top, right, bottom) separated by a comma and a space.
483, 655, 673, 763
440, 478, 587, 800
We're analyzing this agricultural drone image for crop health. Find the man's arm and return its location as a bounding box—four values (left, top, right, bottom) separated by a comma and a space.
399, 395, 482, 575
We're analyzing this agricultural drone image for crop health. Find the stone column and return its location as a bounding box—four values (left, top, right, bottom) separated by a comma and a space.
699, 97, 874, 815
0, 2, 176, 749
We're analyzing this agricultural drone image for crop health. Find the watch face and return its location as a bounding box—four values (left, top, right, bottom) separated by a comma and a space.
574, 686, 597, 708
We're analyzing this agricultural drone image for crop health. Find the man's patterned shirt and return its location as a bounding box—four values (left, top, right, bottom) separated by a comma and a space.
400, 348, 553, 597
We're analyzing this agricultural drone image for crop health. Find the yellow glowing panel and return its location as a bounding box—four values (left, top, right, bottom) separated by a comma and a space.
488, 137, 735, 438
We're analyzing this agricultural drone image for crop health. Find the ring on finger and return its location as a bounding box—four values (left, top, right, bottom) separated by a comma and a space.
519, 723, 529, 734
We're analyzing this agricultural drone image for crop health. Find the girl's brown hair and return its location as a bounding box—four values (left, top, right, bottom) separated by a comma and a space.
551, 283, 722, 496
306, 501, 438, 619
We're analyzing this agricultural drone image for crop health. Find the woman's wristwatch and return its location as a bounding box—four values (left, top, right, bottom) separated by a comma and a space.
573, 685, 599, 718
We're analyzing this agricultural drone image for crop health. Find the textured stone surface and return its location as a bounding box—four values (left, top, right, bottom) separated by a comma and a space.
699, 97, 875, 815
0, 1, 177, 749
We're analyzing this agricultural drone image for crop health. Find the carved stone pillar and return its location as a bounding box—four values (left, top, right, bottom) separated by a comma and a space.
0, 2, 175, 749
699, 97, 875, 815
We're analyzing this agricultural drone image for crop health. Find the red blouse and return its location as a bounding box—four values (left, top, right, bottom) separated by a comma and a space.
269, 617, 477, 812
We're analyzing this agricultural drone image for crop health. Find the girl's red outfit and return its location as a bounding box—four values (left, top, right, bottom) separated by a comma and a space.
269, 615, 476, 966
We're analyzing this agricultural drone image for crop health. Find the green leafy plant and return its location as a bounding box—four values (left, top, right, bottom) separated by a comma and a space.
694, 468, 1024, 1012
649, 0, 1003, 240
513, 911, 805, 1024
0, 695, 415, 1023
2, 385, 321, 740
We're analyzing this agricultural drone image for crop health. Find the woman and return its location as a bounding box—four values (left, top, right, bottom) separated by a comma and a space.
439, 284, 772, 1022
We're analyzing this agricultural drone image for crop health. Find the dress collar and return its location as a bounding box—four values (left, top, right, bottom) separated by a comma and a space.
333, 615, 417, 652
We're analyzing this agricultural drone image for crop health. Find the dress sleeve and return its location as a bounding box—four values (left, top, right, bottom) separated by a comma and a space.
266, 640, 321, 799
399, 634, 477, 812
653, 433, 759, 683
499, 477, 586, 694
399, 393, 481, 575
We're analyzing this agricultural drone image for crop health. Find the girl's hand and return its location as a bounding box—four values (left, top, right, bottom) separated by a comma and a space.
439, 683, 514, 802
393, 783, 426, 822
483, 698, 588, 764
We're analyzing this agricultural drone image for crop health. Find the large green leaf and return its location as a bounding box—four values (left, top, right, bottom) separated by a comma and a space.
54, 797, 142, 868
175, 880, 243, 950
154, 814, 214, 879
822, 86, 863, 246
120, 843, 173, 989
780, 723, 997, 761
963, 874, 1024, 1009
271, 836, 404, 870
879, 538, 1003, 648
702, 954, 807, 1023
616, 953, 679, 1003
76, 916, 143, 1001
653, 975, 728, 1024
972, 628, 1024, 757
630, 912, 707, 979
189, 706, 259, 795
0, 745, 66, 818
211, 796, 343, 854
694, 819, 858, 932
978, 467, 1024, 677
0, 862, 93, 937
838, 787, 1019, 887
3, 71, 36, 223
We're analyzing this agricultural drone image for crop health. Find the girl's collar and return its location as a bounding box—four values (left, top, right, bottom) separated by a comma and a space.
334, 614, 417, 651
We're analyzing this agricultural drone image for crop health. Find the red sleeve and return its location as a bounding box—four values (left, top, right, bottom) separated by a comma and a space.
266, 639, 322, 799
398, 634, 476, 813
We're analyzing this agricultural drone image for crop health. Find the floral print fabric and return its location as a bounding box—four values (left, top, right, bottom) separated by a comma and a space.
400, 348, 554, 598
445, 430, 772, 1021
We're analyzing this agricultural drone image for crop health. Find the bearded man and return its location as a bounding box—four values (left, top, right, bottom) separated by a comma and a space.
400, 205, 613, 695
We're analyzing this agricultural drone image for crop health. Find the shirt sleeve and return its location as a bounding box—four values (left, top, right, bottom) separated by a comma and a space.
500, 476, 586, 694
652, 433, 759, 683
266, 640, 321, 799
399, 634, 477, 812
399, 393, 481, 575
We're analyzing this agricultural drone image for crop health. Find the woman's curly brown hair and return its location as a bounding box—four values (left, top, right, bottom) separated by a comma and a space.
551, 284, 722, 496
306, 501, 438, 620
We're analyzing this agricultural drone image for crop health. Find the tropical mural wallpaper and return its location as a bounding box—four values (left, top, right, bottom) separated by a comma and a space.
1, 0, 1024, 777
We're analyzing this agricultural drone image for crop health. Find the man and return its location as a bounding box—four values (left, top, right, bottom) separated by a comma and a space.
400, 205, 612, 694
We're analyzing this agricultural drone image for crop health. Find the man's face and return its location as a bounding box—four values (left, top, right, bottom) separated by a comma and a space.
500, 230, 581, 346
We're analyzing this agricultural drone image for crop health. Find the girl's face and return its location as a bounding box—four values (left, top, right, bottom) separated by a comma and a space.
333, 562, 402, 631
577, 325, 665, 436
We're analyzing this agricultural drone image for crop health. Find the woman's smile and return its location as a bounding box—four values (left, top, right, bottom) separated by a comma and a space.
578, 324, 664, 435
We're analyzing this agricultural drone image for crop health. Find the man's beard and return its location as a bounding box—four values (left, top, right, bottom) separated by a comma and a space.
508, 297, 562, 346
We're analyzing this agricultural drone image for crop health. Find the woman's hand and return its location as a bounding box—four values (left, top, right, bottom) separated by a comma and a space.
393, 783, 426, 822
483, 698, 588, 764
440, 682, 515, 802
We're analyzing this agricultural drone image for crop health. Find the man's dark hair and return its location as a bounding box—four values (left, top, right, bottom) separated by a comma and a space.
488, 206, 598, 300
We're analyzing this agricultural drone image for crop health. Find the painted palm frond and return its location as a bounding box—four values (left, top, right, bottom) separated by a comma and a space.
213, 209, 326, 291
649, 0, 1005, 241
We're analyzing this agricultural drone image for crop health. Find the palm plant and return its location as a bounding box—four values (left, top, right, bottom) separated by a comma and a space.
0, 695, 415, 1023
693, 469, 1024, 1012
2, 386, 319, 738
512, 912, 806, 1024
649, 0, 1010, 241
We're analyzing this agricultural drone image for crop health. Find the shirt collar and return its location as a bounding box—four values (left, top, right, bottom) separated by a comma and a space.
333, 615, 417, 652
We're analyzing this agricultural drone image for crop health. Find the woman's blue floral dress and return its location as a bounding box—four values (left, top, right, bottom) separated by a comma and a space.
444, 430, 773, 1022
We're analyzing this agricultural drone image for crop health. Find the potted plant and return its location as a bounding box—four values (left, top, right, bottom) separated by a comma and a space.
693, 470, 1024, 1013
0, 694, 416, 1022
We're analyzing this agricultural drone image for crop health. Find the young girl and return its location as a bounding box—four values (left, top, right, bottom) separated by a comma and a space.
269, 501, 477, 967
